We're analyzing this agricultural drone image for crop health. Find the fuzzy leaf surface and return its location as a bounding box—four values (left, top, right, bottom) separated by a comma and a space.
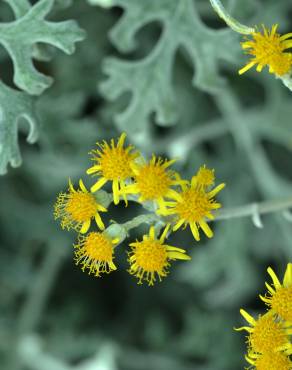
90, 0, 239, 132
1, 0, 86, 95
0, 81, 39, 174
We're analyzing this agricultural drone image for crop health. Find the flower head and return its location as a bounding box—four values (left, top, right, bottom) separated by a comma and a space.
246, 351, 292, 370
192, 165, 215, 188
239, 24, 292, 76
128, 225, 191, 286
260, 263, 292, 322
87, 133, 140, 204
236, 309, 292, 354
74, 232, 119, 277
120, 155, 184, 209
54, 179, 107, 233
159, 168, 225, 241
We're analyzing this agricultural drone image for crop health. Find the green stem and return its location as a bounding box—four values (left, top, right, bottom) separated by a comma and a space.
105, 213, 165, 247
217, 197, 292, 221
209, 0, 254, 34
122, 213, 163, 232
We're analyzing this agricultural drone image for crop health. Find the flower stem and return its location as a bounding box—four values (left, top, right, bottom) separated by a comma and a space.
217, 197, 292, 221
209, 0, 254, 34
122, 213, 163, 232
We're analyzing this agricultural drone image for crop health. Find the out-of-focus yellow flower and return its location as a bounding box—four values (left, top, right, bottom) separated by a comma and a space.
87, 133, 140, 205
260, 263, 292, 322
236, 310, 292, 354
54, 179, 107, 233
192, 165, 215, 188
239, 24, 292, 76
120, 155, 185, 210
128, 225, 191, 286
74, 232, 119, 277
159, 166, 225, 241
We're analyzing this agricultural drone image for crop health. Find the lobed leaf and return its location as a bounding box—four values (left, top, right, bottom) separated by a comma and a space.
0, 0, 86, 95
90, 0, 239, 132
0, 81, 39, 174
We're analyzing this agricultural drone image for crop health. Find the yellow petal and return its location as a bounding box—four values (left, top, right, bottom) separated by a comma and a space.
121, 184, 139, 194
91, 177, 107, 193
190, 223, 200, 241
117, 132, 127, 148
208, 183, 225, 198
271, 24, 278, 36
238, 61, 256, 75
245, 354, 255, 366
160, 224, 171, 243
234, 326, 253, 333
79, 179, 87, 192
167, 189, 183, 201
80, 220, 91, 234
97, 204, 107, 212
265, 282, 276, 294
162, 158, 176, 169
68, 178, 75, 192
149, 226, 155, 240
173, 219, 185, 231
109, 260, 117, 270
259, 294, 271, 304
256, 64, 264, 72
240, 309, 256, 326
165, 245, 187, 253
95, 214, 105, 230
283, 263, 292, 287
191, 176, 198, 187
112, 179, 120, 205
199, 220, 213, 238
167, 251, 191, 260
280, 32, 292, 41
267, 267, 281, 289
87, 165, 101, 175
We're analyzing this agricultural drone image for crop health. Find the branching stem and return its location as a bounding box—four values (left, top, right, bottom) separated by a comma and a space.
217, 197, 292, 221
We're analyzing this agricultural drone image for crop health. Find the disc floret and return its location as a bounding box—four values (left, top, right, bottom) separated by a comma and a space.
236, 310, 292, 354
128, 225, 191, 286
192, 164, 215, 188
260, 263, 292, 322
159, 166, 225, 241
121, 155, 184, 209
54, 179, 107, 233
74, 232, 119, 277
246, 351, 292, 370
87, 133, 140, 204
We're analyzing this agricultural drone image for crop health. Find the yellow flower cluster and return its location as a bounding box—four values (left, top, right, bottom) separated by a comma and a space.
54, 133, 225, 285
236, 263, 292, 370
239, 24, 292, 77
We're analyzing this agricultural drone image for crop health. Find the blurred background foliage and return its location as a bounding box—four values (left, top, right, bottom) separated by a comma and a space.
0, 0, 292, 369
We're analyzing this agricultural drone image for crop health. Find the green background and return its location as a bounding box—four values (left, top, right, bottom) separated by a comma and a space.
0, 1, 291, 369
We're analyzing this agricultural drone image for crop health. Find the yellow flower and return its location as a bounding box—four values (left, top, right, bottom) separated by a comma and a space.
159, 169, 225, 241
192, 165, 215, 188
260, 263, 292, 322
120, 155, 185, 209
246, 351, 292, 370
236, 309, 292, 354
87, 133, 140, 205
128, 225, 191, 286
239, 24, 292, 76
74, 232, 119, 277
54, 179, 107, 233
